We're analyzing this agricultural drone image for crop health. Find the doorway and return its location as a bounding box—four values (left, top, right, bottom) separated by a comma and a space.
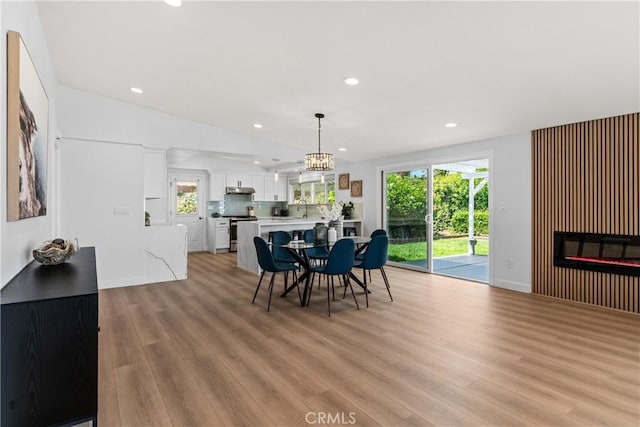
168, 171, 207, 252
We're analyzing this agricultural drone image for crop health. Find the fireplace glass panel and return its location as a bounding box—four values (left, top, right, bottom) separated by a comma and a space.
554, 231, 640, 277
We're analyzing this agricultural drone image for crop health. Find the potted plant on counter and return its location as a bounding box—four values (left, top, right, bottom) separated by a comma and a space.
342, 201, 354, 219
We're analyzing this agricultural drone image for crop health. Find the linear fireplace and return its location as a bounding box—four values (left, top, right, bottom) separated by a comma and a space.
554, 231, 640, 277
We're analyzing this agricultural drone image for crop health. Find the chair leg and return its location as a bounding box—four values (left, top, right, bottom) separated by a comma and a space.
380, 267, 393, 302
252, 271, 266, 304
283, 271, 288, 293
364, 269, 369, 308
331, 276, 336, 301
267, 273, 276, 311
342, 275, 348, 299
317, 271, 322, 293
307, 273, 316, 306
326, 274, 331, 316
294, 270, 302, 304
345, 274, 359, 310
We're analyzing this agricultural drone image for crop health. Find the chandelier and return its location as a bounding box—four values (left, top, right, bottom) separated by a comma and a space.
305, 113, 334, 171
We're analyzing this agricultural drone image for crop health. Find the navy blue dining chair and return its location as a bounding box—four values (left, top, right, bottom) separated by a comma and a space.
271, 231, 298, 265
370, 229, 388, 239
355, 228, 387, 259
252, 236, 300, 311
352, 235, 393, 307
303, 229, 330, 264
308, 238, 359, 316
355, 228, 388, 281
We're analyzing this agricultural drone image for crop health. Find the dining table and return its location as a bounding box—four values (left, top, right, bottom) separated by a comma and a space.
277, 236, 371, 307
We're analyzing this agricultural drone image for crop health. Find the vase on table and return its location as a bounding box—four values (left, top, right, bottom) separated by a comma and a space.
328, 219, 343, 239
313, 223, 328, 246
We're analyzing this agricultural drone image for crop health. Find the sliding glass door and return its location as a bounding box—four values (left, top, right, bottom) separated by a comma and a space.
382, 158, 490, 281
383, 169, 431, 272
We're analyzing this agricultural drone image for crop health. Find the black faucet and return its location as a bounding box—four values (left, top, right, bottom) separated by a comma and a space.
297, 199, 308, 218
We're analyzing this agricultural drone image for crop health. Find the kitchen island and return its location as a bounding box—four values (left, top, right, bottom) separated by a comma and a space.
144, 224, 188, 283
237, 218, 362, 274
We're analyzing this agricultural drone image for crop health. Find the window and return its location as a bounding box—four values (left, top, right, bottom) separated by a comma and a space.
291, 175, 335, 204
176, 181, 198, 215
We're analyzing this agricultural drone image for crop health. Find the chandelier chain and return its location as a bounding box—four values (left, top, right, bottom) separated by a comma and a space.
318, 114, 322, 153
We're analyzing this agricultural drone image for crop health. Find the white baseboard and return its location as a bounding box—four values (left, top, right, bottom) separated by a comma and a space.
492, 279, 531, 293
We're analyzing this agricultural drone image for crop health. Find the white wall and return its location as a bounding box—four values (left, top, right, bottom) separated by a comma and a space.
353, 132, 532, 293
59, 140, 144, 288
1, 1, 58, 287
56, 85, 307, 161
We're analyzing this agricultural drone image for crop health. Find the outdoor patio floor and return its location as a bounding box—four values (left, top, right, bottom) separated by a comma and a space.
401, 254, 489, 283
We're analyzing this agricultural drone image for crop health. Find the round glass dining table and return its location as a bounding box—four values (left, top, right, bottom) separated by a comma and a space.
276, 236, 371, 306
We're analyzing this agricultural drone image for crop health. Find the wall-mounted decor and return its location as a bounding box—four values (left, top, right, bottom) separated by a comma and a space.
350, 180, 362, 198
338, 173, 350, 190
6, 30, 49, 221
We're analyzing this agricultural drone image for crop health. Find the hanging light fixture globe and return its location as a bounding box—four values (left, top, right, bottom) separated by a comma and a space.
305, 113, 334, 171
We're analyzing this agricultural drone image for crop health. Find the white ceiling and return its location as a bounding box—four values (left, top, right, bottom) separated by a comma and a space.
38, 1, 639, 166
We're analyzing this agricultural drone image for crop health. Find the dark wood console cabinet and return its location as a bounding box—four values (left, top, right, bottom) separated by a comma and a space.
1, 247, 98, 426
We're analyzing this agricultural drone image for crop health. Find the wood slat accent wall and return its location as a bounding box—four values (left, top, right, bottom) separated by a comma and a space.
532, 112, 639, 314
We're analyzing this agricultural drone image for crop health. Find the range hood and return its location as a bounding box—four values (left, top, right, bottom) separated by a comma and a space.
225, 186, 255, 195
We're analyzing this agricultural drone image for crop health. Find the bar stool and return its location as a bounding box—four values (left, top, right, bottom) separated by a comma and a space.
344, 227, 357, 237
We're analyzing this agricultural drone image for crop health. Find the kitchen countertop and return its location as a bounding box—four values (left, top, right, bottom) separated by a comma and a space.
236, 219, 363, 274
256, 218, 361, 225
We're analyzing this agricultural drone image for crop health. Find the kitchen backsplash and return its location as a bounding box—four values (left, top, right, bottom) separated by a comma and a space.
287, 201, 363, 219
208, 194, 287, 217
208, 195, 363, 219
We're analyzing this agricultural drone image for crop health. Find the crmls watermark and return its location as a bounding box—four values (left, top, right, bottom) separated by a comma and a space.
305, 411, 357, 425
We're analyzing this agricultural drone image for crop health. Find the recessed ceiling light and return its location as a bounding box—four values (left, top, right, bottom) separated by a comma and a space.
163, 0, 182, 7
253, 160, 260, 164
344, 77, 360, 86
338, 147, 347, 152
445, 122, 458, 128
130, 87, 143, 94
253, 123, 263, 129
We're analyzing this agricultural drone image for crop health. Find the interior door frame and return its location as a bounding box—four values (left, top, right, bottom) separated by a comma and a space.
167, 168, 208, 251
380, 166, 432, 273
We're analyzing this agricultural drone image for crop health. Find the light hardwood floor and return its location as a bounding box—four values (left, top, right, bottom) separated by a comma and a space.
98, 252, 640, 426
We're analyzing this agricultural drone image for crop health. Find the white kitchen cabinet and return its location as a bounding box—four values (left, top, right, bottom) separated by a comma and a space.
209, 172, 226, 200
216, 225, 230, 249
275, 178, 288, 202
207, 218, 230, 253
263, 176, 275, 201
251, 175, 265, 200
144, 149, 166, 199
226, 174, 252, 188
262, 175, 286, 201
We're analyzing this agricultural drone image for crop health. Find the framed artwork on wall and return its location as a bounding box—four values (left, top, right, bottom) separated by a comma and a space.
338, 173, 350, 190
6, 30, 49, 221
350, 180, 363, 198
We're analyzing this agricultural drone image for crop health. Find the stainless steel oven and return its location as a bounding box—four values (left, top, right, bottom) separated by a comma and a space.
228, 216, 257, 252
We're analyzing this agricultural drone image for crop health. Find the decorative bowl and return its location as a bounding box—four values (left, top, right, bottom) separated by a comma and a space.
33, 238, 79, 265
